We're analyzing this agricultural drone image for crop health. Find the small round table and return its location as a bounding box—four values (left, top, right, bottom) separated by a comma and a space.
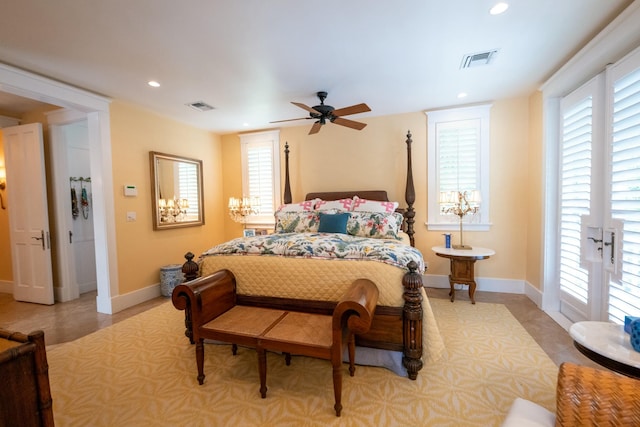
432, 246, 495, 304
569, 321, 640, 379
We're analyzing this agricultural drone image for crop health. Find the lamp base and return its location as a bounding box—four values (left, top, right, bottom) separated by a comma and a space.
452, 244, 473, 250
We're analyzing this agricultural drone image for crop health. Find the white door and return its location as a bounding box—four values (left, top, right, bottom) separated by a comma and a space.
2, 123, 54, 304
556, 47, 640, 323
63, 120, 97, 294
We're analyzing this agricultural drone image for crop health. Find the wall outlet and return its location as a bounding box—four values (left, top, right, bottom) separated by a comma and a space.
126, 211, 136, 222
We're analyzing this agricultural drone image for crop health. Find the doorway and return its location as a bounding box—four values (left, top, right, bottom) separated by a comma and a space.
0, 62, 117, 314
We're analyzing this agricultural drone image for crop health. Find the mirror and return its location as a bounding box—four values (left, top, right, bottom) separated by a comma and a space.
150, 151, 204, 230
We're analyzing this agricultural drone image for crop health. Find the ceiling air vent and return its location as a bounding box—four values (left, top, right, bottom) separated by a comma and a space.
460, 49, 499, 69
186, 101, 215, 112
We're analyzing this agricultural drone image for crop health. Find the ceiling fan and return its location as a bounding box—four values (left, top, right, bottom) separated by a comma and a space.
271, 91, 370, 135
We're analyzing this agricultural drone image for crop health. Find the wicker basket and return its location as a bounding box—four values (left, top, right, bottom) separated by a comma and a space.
556, 362, 640, 427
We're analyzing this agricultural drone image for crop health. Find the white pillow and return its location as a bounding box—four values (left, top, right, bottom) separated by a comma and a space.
314, 198, 354, 212
276, 198, 319, 213
352, 196, 399, 213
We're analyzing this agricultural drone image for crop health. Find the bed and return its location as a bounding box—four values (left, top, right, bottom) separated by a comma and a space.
190, 131, 444, 379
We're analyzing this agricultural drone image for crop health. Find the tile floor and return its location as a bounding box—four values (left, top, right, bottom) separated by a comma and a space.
0, 286, 601, 370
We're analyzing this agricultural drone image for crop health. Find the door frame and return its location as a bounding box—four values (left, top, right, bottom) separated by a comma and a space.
47, 109, 89, 302
0, 63, 118, 314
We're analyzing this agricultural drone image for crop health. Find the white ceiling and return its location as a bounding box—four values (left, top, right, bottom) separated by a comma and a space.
0, 0, 633, 134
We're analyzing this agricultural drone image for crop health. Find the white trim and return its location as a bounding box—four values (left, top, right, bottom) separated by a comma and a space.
0, 62, 117, 314
424, 274, 525, 295
109, 283, 162, 314
540, 1, 640, 98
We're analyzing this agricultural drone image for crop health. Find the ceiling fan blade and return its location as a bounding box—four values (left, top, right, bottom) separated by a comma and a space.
332, 117, 367, 131
269, 117, 310, 123
331, 103, 371, 117
292, 102, 320, 115
309, 121, 322, 135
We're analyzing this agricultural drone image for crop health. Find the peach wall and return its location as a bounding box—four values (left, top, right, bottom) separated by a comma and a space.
221, 96, 533, 282
110, 101, 224, 295
526, 91, 544, 290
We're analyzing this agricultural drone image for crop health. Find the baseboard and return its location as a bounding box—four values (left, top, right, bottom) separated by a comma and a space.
423, 274, 525, 294
108, 282, 163, 314
0, 280, 12, 294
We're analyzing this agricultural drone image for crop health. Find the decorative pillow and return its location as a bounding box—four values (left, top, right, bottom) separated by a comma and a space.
314, 198, 354, 212
276, 198, 319, 213
347, 211, 402, 240
274, 211, 320, 233
318, 212, 351, 234
352, 196, 399, 213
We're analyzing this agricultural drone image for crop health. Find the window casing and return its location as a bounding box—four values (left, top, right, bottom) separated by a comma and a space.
239, 130, 281, 227
426, 104, 491, 231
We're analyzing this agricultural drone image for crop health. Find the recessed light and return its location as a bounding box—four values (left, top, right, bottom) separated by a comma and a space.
148, 81, 161, 88
489, 2, 509, 15
457, 92, 468, 99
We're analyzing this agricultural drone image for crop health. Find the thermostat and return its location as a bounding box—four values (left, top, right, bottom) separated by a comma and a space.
124, 184, 138, 197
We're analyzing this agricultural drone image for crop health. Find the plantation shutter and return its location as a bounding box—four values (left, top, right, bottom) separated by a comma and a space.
608, 63, 640, 322
437, 119, 479, 194
246, 141, 275, 218
559, 96, 593, 304
240, 130, 281, 226
177, 162, 199, 218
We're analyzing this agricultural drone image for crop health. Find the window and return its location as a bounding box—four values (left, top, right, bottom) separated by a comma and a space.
239, 130, 281, 226
426, 104, 491, 230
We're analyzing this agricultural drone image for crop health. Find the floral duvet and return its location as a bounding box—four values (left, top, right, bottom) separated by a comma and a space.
200, 232, 425, 273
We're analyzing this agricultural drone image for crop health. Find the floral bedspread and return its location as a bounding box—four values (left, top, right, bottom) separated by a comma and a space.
200, 232, 425, 273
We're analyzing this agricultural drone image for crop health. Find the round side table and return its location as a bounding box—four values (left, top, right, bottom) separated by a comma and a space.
432, 246, 495, 304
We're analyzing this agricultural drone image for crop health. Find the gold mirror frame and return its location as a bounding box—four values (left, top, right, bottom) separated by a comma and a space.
150, 151, 204, 230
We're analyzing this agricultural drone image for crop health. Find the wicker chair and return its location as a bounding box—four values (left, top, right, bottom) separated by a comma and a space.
502, 362, 640, 427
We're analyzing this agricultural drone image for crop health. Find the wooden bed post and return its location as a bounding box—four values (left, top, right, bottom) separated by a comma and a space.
283, 142, 292, 204
405, 131, 416, 247
402, 260, 423, 380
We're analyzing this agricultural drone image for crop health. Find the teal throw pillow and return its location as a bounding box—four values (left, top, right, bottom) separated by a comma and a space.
318, 212, 351, 234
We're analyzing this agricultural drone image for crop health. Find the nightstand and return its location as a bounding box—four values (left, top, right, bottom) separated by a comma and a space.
432, 246, 495, 304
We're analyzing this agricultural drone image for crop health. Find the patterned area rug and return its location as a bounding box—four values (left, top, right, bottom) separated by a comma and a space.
47, 298, 558, 426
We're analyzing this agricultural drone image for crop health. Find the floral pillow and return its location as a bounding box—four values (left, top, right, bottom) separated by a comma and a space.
346, 211, 403, 240
314, 198, 354, 212
274, 211, 320, 233
352, 196, 399, 213
276, 198, 319, 213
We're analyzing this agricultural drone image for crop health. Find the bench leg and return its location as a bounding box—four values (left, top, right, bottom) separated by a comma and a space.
258, 348, 267, 398
332, 361, 343, 417
347, 334, 356, 377
196, 339, 205, 385
231, 344, 238, 355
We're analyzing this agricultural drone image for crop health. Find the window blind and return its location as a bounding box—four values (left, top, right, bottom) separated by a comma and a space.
608, 65, 640, 322
437, 119, 479, 194
559, 96, 593, 304
246, 142, 275, 218
177, 162, 199, 219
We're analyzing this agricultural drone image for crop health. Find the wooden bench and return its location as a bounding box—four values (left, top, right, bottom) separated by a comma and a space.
172, 269, 379, 416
